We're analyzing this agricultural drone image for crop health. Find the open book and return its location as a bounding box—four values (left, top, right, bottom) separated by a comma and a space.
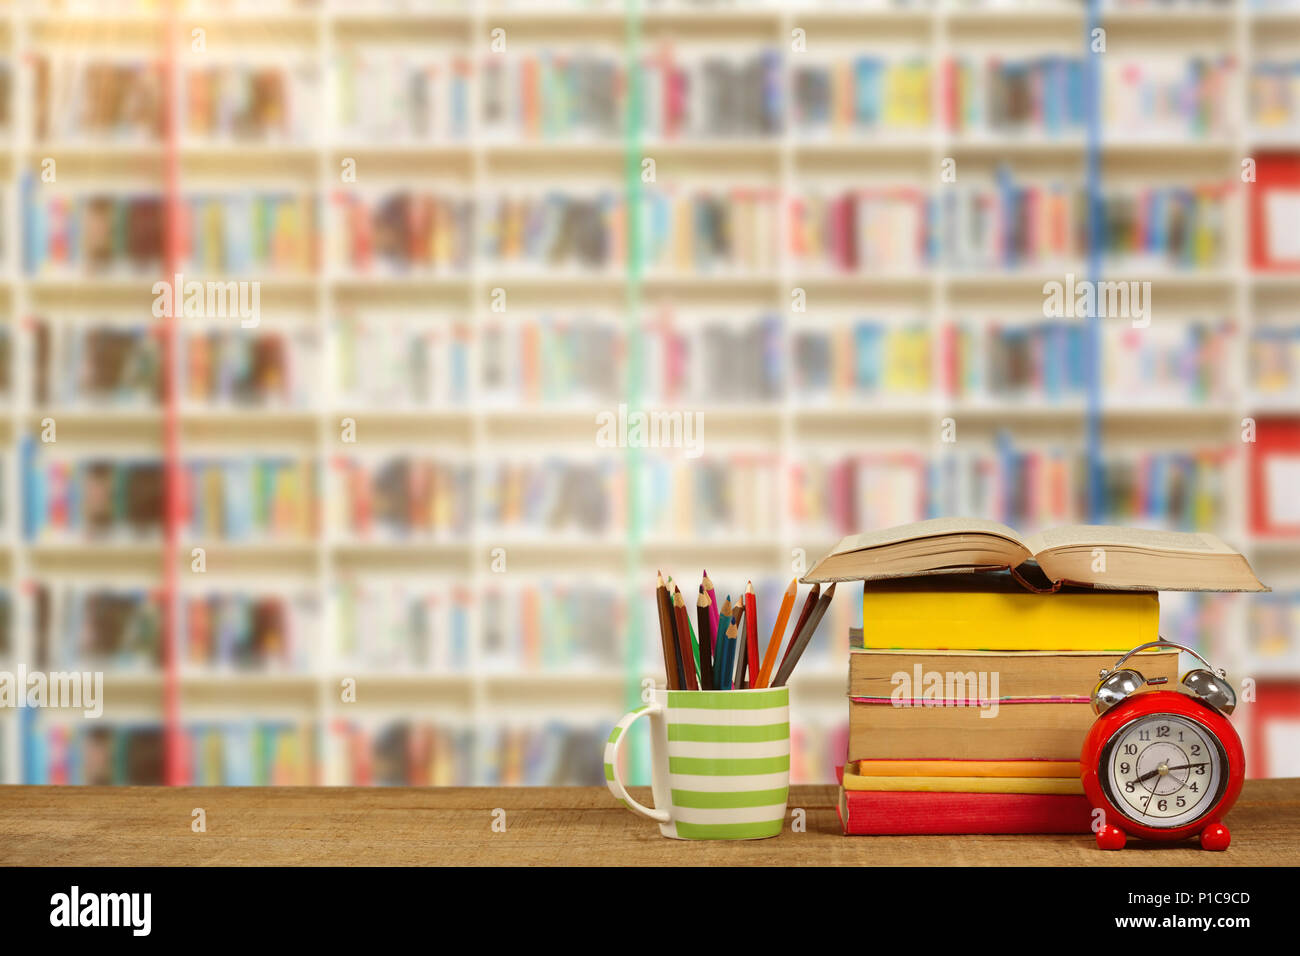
803, 518, 1267, 592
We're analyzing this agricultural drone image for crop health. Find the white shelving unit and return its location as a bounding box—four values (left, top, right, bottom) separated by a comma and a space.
0, 0, 1297, 786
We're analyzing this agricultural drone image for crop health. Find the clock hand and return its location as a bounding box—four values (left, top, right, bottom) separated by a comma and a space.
1135, 762, 1207, 785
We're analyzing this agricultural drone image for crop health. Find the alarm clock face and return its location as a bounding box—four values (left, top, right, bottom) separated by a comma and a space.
1100, 713, 1228, 829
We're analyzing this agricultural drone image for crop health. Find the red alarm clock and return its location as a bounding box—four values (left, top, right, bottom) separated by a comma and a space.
1081, 640, 1244, 851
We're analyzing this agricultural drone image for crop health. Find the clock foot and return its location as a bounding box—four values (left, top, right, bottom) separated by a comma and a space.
1200, 823, 1230, 851
1097, 825, 1127, 850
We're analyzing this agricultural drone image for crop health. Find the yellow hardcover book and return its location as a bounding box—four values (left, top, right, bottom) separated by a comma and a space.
859, 581, 1159, 651
841, 771, 1084, 796
851, 759, 1080, 778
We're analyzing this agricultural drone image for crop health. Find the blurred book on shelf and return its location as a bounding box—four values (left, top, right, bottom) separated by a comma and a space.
479, 309, 783, 407
24, 718, 316, 786
33, 583, 163, 671
791, 55, 932, 139
33, 319, 162, 408
185, 325, 320, 409
332, 190, 474, 276
792, 318, 931, 405
32, 54, 165, 143
790, 188, 930, 274
480, 457, 619, 539
790, 441, 1231, 540
1251, 324, 1300, 404
944, 319, 1087, 403
334, 46, 470, 144
1250, 58, 1300, 139
331, 455, 472, 540
23, 192, 164, 278
0, 593, 11, 662
1103, 55, 1234, 141
333, 579, 470, 672
327, 720, 473, 787
640, 455, 781, 542
25, 724, 166, 786
183, 588, 318, 673
185, 60, 320, 145
480, 50, 622, 142
334, 313, 468, 408
184, 457, 318, 542
22, 448, 164, 542
948, 55, 1087, 139
481, 579, 623, 673
637, 48, 783, 141
23, 189, 318, 278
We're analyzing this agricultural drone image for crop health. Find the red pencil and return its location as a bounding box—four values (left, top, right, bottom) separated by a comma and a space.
673, 590, 699, 690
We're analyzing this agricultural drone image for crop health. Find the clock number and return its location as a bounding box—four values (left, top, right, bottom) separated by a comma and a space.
1191, 744, 1201, 756
1157, 799, 1167, 812
1138, 730, 1151, 741
1176, 796, 1186, 808
1120, 762, 1130, 774
1156, 725, 1170, 738
1125, 781, 1135, 793
1123, 744, 1137, 755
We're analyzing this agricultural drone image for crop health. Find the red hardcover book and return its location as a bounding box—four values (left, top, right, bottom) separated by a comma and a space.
1249, 153, 1300, 271
1249, 417, 1300, 536
836, 769, 1093, 835
1247, 681, 1300, 779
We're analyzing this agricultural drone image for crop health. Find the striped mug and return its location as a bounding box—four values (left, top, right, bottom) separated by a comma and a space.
604, 686, 790, 840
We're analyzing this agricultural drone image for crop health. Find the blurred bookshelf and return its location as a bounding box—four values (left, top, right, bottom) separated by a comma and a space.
0, 0, 1298, 786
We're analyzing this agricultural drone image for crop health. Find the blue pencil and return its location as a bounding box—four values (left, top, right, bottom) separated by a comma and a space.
714, 598, 733, 689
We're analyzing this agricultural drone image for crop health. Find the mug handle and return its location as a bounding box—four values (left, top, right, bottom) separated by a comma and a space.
604, 704, 670, 823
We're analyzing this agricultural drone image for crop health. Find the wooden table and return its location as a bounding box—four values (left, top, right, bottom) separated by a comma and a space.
1, 779, 1297, 866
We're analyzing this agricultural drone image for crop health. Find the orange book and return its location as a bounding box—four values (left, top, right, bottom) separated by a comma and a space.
851, 759, 1079, 778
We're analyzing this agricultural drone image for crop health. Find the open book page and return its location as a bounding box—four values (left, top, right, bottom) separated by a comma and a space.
1022, 525, 1236, 557
830, 517, 1029, 556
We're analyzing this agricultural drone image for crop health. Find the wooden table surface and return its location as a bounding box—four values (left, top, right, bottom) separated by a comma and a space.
1, 779, 1297, 866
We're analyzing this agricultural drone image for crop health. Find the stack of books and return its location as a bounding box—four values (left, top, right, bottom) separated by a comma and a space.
804, 518, 1265, 835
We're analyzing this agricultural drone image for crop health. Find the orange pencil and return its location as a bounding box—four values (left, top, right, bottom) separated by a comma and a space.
779, 582, 820, 671
756, 578, 797, 688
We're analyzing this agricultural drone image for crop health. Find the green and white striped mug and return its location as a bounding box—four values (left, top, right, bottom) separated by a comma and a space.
603, 686, 791, 840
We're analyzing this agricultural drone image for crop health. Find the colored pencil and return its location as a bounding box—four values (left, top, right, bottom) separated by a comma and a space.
715, 597, 733, 689
756, 578, 797, 688
744, 582, 760, 691
696, 589, 714, 691
655, 572, 680, 689
703, 570, 719, 653
666, 577, 687, 687
731, 603, 748, 690
673, 590, 700, 690
773, 583, 835, 687
675, 584, 701, 678
722, 623, 739, 691
779, 583, 820, 672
